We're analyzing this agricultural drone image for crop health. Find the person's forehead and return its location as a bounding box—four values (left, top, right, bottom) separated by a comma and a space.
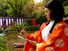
44, 8, 50, 11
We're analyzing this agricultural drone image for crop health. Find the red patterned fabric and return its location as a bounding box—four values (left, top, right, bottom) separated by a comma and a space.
24, 21, 68, 51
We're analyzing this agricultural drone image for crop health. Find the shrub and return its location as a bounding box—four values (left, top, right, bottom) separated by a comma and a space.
0, 28, 3, 33
21, 22, 40, 31
6, 22, 40, 33
0, 36, 9, 51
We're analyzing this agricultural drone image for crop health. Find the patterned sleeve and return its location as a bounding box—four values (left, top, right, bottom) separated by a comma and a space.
26, 30, 41, 42
37, 23, 66, 50
26, 23, 46, 42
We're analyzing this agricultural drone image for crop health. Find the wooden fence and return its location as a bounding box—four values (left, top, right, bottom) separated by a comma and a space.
0, 17, 32, 26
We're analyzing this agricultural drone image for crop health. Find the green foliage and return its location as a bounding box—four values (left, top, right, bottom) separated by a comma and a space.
0, 0, 29, 17
0, 1, 8, 16
0, 0, 45, 18
62, 0, 68, 6
7, 25, 22, 32
5, 0, 26, 17
64, 6, 68, 17
0, 36, 9, 51
0, 28, 3, 33
21, 22, 40, 31
7, 22, 40, 31
61, 0, 68, 17
0, 0, 68, 18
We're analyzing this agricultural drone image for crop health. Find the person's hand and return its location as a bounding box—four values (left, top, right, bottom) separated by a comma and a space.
20, 29, 28, 38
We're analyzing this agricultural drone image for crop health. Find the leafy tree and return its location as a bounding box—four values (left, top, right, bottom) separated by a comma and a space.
0, 1, 8, 16
0, 0, 67, 18
61, 0, 68, 17
0, 0, 28, 17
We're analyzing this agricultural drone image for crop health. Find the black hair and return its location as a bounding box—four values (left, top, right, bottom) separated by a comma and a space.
45, 0, 64, 33
45, 0, 64, 22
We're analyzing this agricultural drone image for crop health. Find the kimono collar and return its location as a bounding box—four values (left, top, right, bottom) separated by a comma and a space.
42, 20, 55, 41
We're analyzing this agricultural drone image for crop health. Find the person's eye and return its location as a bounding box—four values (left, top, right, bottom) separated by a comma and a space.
45, 10, 50, 14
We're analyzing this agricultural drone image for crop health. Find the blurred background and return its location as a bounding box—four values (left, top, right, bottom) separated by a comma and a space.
0, 0, 68, 51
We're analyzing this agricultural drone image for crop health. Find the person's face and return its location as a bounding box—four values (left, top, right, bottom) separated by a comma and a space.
44, 8, 51, 21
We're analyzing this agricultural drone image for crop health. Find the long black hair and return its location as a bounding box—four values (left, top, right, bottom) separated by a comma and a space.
45, 0, 64, 33
45, 0, 64, 22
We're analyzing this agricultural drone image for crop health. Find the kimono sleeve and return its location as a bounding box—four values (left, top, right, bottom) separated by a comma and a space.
37, 24, 65, 50
26, 23, 46, 42
26, 30, 41, 42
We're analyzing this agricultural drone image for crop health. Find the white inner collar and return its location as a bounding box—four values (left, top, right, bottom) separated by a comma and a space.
41, 20, 55, 41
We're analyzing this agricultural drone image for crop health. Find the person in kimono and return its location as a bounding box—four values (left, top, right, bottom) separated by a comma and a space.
20, 0, 68, 51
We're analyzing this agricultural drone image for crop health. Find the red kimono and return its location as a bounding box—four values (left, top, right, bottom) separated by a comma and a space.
23, 21, 68, 51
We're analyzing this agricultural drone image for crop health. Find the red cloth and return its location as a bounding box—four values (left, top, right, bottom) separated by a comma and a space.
31, 18, 37, 27
24, 21, 68, 51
